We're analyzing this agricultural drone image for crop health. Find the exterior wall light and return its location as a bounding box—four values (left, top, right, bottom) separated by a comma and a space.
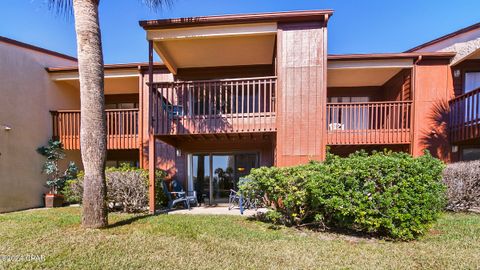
2, 125, 12, 131
453, 69, 461, 78
452, 145, 458, 153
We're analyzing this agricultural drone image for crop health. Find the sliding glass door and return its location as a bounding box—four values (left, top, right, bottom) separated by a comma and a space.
212, 155, 235, 202
189, 153, 258, 204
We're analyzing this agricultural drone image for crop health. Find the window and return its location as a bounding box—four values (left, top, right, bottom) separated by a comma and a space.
463, 72, 480, 123
118, 103, 136, 109
462, 147, 480, 161
105, 102, 138, 110
106, 160, 139, 168
464, 72, 480, 93
328, 97, 370, 130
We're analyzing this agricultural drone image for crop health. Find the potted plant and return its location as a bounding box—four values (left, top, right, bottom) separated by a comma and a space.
37, 140, 78, 208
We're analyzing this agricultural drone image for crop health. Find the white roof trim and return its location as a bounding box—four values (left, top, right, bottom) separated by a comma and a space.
147, 23, 277, 41
50, 69, 140, 81
328, 59, 413, 70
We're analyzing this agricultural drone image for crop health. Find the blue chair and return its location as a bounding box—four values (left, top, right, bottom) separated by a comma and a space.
162, 180, 197, 210
160, 96, 184, 118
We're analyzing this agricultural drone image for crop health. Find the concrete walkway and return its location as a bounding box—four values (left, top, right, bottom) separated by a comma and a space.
166, 205, 267, 216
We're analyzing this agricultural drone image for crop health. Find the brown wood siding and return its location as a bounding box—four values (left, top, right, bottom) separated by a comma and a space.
105, 94, 139, 105
155, 142, 187, 183
141, 69, 174, 168
383, 69, 412, 101
327, 70, 411, 103
276, 21, 327, 166
155, 134, 274, 185
175, 65, 275, 81
107, 149, 139, 163
452, 59, 480, 97
327, 87, 383, 101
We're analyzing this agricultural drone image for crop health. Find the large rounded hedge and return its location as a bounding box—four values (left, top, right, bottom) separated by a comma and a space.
242, 151, 446, 240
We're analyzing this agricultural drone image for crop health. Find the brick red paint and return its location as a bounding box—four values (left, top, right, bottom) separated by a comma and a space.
276, 21, 328, 166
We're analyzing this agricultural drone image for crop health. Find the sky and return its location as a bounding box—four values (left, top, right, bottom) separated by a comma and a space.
1, 0, 480, 64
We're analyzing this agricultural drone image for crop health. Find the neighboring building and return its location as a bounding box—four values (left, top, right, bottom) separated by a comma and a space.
0, 37, 79, 213
0, 10, 479, 213
406, 22, 480, 161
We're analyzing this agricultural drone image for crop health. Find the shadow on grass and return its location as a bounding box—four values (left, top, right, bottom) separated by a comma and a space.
106, 214, 154, 229
247, 212, 383, 241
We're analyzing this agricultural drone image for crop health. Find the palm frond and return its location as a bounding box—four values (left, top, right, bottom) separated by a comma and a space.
46, 0, 73, 18
141, 0, 173, 10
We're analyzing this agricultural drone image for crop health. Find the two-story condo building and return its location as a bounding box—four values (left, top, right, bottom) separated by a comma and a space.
1, 10, 479, 212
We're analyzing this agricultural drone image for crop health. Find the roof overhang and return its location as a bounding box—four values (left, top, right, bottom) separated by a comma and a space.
148, 23, 277, 74
328, 52, 455, 61
327, 52, 454, 87
47, 64, 149, 94
0, 36, 77, 62
48, 68, 139, 81
140, 10, 333, 75
139, 10, 333, 30
406, 22, 480, 53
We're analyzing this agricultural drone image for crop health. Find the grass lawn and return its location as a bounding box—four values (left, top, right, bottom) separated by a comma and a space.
0, 207, 479, 269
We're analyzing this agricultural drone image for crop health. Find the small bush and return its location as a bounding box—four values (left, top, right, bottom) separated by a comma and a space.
443, 160, 480, 212
61, 164, 167, 213
63, 177, 83, 204
244, 164, 323, 226
242, 151, 446, 240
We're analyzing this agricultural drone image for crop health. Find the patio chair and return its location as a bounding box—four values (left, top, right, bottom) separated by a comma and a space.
171, 179, 198, 207
160, 96, 184, 118
162, 180, 197, 210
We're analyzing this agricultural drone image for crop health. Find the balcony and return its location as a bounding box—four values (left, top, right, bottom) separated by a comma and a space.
150, 77, 277, 136
51, 109, 139, 150
326, 101, 412, 145
449, 87, 480, 143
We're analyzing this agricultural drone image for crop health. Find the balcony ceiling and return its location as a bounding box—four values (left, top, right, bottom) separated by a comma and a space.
147, 23, 277, 74
56, 77, 139, 94
327, 59, 413, 87
49, 68, 140, 94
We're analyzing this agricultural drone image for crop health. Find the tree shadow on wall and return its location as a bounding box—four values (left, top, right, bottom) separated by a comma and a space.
418, 100, 452, 161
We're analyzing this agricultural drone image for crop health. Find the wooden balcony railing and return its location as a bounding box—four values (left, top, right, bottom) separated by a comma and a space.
326, 101, 412, 145
449, 87, 480, 143
150, 77, 277, 135
51, 109, 139, 150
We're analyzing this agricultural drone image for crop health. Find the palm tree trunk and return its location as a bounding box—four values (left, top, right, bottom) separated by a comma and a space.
72, 0, 108, 228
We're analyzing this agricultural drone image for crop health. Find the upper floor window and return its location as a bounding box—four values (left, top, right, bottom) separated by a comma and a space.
105, 102, 138, 110
462, 147, 480, 161
328, 96, 370, 103
327, 97, 370, 130
464, 72, 480, 93
463, 72, 480, 123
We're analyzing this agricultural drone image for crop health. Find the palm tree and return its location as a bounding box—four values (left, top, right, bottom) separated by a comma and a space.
48, 0, 171, 228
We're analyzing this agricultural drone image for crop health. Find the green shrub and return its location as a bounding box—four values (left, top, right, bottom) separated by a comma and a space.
61, 164, 167, 212
242, 150, 446, 240
63, 178, 83, 204
243, 165, 322, 226
37, 140, 78, 194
